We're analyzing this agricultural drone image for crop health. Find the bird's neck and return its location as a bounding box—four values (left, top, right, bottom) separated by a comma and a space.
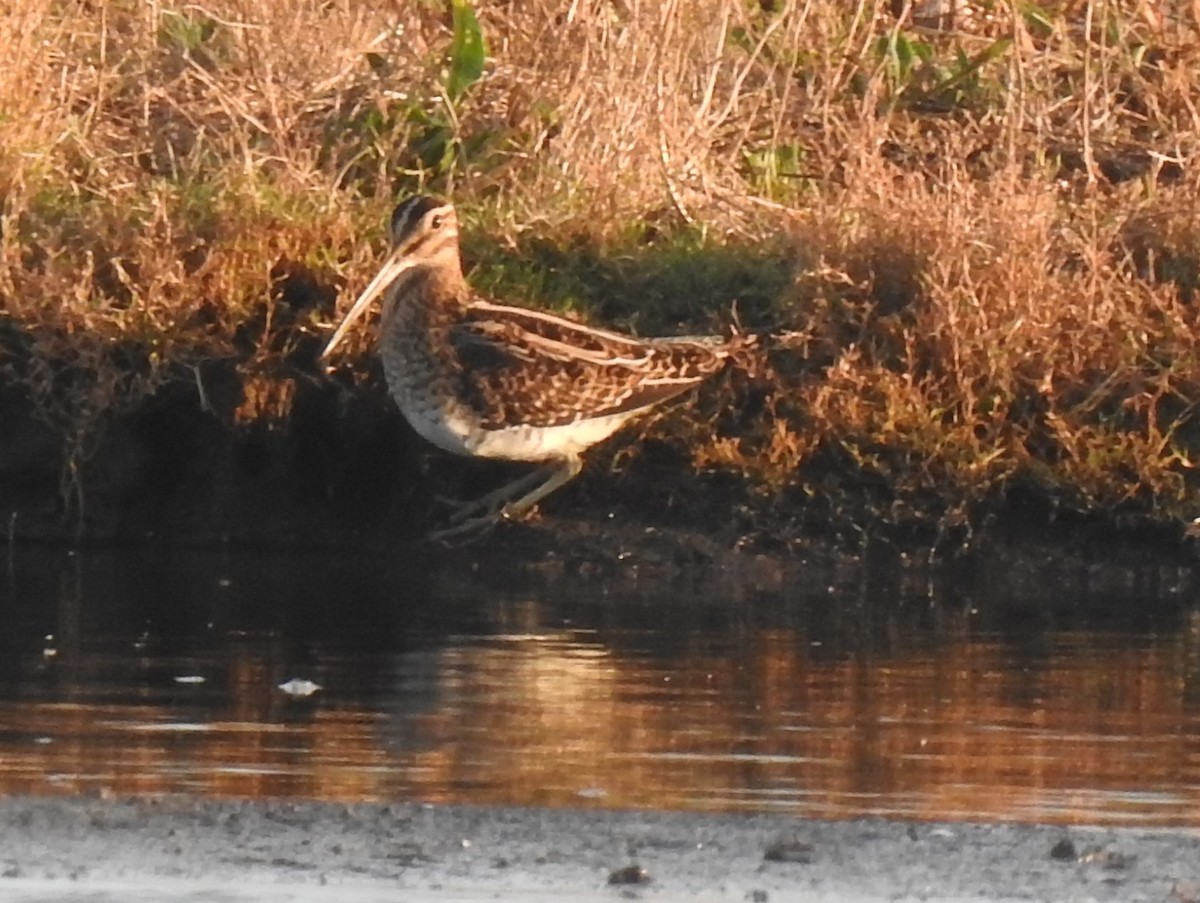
381, 261, 468, 323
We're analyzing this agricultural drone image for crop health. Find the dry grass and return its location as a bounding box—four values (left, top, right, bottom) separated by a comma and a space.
4, 0, 1200, 533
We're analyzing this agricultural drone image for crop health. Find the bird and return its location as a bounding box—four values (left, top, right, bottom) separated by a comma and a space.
320, 194, 752, 538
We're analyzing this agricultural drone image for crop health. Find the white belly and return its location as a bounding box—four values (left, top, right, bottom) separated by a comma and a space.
469, 413, 635, 460
399, 391, 635, 462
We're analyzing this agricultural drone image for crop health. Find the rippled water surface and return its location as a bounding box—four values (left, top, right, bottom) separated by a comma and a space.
2, 544, 1199, 826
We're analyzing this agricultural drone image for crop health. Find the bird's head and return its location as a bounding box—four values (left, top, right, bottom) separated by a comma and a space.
320, 195, 460, 364
387, 195, 460, 263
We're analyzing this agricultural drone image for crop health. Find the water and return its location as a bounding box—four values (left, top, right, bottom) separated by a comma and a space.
2, 543, 1199, 826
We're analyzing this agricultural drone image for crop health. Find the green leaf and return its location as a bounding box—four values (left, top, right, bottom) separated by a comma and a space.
446, 0, 487, 102
932, 37, 1012, 94
894, 34, 915, 74
1019, 2, 1055, 37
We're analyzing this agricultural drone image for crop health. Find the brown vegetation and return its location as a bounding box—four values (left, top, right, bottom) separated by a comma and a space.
3, 0, 1200, 542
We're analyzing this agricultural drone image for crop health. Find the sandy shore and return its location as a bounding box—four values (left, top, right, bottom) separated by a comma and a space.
0, 796, 1197, 902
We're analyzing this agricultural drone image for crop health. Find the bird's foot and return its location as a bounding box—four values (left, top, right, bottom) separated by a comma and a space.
426, 513, 500, 545
431, 491, 474, 511
425, 458, 572, 541
426, 501, 541, 545
442, 494, 505, 527
439, 473, 548, 527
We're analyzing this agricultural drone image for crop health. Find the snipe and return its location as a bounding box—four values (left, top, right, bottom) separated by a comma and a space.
321, 195, 749, 538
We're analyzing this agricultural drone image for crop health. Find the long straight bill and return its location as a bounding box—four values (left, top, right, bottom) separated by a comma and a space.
320, 247, 417, 363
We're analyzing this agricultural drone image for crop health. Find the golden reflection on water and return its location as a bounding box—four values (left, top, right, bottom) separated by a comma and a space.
1, 548, 1198, 825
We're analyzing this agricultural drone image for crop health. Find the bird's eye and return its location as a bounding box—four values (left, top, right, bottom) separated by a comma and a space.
430, 214, 444, 229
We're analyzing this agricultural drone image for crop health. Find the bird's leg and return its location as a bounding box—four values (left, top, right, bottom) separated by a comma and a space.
496, 454, 582, 521
428, 455, 582, 541
441, 463, 560, 526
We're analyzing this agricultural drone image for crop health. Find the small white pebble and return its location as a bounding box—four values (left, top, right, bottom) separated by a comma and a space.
278, 678, 321, 697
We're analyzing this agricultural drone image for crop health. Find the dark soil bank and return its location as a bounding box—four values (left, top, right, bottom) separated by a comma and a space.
0, 370, 431, 545
1, 796, 1199, 902
6, 364, 1200, 587
0, 367, 768, 549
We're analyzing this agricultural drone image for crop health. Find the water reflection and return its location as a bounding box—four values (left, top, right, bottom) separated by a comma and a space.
1, 544, 1198, 825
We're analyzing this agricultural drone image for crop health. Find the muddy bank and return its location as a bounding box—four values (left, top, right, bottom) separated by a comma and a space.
4, 363, 1200, 582
0, 366, 767, 548
0, 795, 1197, 902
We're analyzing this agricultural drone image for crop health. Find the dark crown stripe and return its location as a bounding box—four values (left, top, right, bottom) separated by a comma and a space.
391, 195, 448, 239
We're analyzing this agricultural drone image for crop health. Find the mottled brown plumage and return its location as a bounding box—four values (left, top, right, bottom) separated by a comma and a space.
320, 195, 747, 537
451, 302, 733, 429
